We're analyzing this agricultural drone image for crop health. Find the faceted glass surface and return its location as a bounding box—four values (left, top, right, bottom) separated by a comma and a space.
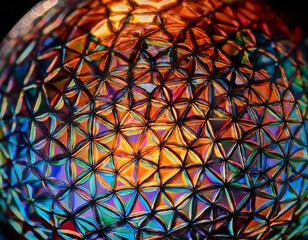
0, 0, 307, 239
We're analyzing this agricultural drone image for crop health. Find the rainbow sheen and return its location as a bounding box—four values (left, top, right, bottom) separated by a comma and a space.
0, 0, 307, 239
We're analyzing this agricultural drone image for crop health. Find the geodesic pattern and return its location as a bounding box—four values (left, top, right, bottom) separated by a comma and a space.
0, 0, 307, 239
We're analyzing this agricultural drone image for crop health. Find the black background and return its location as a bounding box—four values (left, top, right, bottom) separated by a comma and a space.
0, 0, 40, 41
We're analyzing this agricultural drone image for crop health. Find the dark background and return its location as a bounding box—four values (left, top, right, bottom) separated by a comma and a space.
0, 0, 40, 41
268, 0, 308, 39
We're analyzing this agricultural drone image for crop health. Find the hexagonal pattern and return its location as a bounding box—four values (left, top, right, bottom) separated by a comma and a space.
0, 0, 307, 239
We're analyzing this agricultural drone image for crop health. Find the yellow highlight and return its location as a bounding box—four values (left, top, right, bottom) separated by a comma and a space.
132, 0, 177, 10
109, 1, 132, 13
131, 13, 156, 23
110, 14, 127, 31
91, 20, 113, 39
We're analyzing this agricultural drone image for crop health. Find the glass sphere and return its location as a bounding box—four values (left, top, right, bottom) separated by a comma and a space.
0, 0, 307, 239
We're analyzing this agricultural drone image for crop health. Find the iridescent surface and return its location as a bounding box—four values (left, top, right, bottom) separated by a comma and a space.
0, 0, 307, 239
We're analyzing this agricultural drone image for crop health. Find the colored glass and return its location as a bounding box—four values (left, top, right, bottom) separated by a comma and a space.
0, 0, 307, 239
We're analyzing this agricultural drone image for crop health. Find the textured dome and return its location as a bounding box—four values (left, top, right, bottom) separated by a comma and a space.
0, 0, 307, 239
